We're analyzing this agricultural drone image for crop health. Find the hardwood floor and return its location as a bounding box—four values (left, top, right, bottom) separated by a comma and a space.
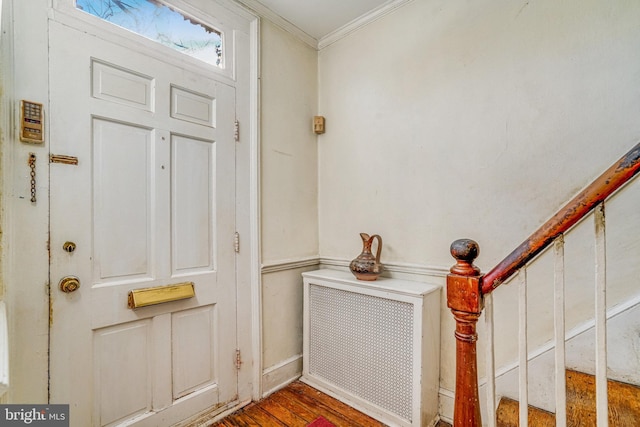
208, 381, 451, 427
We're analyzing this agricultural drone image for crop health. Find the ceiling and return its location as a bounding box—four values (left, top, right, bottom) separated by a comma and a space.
250, 0, 392, 40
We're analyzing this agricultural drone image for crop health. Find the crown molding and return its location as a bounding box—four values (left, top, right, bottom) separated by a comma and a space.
234, 0, 318, 49
235, 0, 413, 51
318, 0, 413, 50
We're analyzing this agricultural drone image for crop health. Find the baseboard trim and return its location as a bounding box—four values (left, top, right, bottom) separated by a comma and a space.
261, 354, 303, 397
438, 387, 454, 424
177, 398, 252, 427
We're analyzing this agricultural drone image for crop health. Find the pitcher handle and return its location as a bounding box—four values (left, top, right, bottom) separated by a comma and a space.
371, 234, 382, 263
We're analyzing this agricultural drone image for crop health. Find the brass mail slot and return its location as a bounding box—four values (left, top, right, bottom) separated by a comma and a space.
127, 282, 195, 309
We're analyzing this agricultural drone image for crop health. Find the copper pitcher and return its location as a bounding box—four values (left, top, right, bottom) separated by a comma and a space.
349, 233, 383, 281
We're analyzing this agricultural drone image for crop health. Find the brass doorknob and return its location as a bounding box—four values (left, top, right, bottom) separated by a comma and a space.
59, 276, 80, 293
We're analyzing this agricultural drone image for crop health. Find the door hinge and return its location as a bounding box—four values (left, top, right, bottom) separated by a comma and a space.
234, 232, 240, 253
234, 119, 239, 142
235, 349, 242, 370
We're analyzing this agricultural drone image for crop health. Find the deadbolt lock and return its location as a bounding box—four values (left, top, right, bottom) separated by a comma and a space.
59, 276, 80, 293
63, 241, 76, 253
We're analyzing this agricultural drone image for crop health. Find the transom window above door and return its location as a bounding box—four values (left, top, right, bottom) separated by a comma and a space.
76, 0, 224, 68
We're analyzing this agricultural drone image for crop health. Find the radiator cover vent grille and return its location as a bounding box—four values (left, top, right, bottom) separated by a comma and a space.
309, 284, 414, 421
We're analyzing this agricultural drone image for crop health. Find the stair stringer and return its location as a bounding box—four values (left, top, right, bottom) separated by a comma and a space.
477, 292, 640, 416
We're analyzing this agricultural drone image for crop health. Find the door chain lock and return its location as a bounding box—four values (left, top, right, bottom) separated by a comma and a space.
28, 153, 36, 203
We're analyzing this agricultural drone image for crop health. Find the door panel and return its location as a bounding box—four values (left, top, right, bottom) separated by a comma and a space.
170, 86, 216, 126
94, 320, 153, 425
92, 59, 155, 111
171, 306, 216, 399
172, 135, 215, 273
93, 119, 153, 281
49, 19, 237, 427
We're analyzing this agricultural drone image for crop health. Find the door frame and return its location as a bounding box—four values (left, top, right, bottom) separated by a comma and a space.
1, 0, 262, 410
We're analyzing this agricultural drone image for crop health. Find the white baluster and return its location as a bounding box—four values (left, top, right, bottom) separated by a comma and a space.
554, 236, 567, 427
485, 293, 496, 427
518, 269, 528, 427
594, 203, 608, 427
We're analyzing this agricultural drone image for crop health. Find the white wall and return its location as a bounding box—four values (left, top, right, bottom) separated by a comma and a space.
260, 20, 318, 262
0, 0, 9, 404
2, 0, 50, 403
317, 0, 640, 400
259, 20, 319, 393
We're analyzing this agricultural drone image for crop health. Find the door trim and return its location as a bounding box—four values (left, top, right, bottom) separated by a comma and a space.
246, 17, 263, 402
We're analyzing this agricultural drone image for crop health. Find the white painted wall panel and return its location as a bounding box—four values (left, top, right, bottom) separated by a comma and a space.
260, 21, 318, 263
259, 21, 319, 394
261, 268, 306, 369
318, 0, 640, 268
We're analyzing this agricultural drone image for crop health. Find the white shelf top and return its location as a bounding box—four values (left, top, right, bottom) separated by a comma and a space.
302, 268, 441, 297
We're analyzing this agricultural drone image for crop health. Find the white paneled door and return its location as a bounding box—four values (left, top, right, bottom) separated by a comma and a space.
48, 20, 238, 427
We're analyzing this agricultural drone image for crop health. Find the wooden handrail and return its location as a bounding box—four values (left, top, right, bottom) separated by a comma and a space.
483, 142, 640, 294
446, 142, 640, 427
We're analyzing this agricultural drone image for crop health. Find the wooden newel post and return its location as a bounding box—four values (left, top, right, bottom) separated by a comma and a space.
447, 239, 484, 427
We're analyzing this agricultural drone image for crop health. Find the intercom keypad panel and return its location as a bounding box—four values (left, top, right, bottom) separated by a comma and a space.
20, 100, 44, 144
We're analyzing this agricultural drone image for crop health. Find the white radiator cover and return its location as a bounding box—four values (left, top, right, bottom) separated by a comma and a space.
302, 269, 441, 427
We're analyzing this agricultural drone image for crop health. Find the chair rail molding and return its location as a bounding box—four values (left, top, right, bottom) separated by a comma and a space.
320, 256, 449, 281
261, 256, 321, 274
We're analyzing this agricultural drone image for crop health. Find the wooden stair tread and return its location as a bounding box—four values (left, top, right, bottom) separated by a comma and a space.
496, 397, 555, 427
566, 369, 640, 427
496, 370, 640, 427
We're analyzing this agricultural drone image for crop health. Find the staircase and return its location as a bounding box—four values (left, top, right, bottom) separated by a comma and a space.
445, 142, 640, 427
496, 370, 640, 426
